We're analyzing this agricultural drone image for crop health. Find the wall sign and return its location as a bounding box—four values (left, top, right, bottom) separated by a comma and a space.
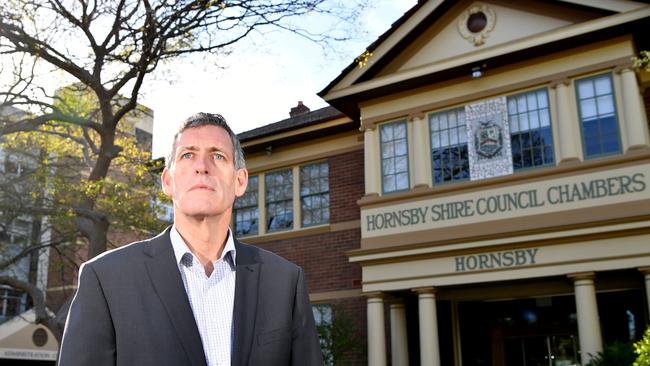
362, 163, 650, 238
466, 96, 513, 181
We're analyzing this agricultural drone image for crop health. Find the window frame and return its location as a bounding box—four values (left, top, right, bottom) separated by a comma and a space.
506, 87, 555, 172
574, 72, 622, 159
299, 161, 330, 228
379, 119, 410, 194
264, 168, 294, 233
428, 107, 470, 185
234, 174, 259, 237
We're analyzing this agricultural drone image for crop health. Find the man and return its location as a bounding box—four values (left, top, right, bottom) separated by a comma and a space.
58, 113, 323, 366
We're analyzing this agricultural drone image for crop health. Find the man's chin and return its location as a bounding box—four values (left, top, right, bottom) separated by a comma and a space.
177, 207, 223, 219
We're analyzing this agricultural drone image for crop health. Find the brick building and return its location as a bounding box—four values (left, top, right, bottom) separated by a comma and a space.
316, 1, 650, 365
237, 104, 367, 365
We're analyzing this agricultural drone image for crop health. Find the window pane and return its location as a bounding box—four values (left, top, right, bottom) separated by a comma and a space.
510, 115, 519, 133
508, 88, 555, 170
396, 173, 409, 190
380, 121, 409, 193
539, 109, 550, 127
396, 156, 408, 173
449, 112, 457, 128
527, 93, 538, 110
382, 142, 393, 159
517, 95, 527, 111
594, 76, 611, 95
597, 95, 614, 115
520, 112, 530, 131
395, 140, 407, 156
383, 158, 395, 175
537, 90, 548, 108
577, 80, 594, 98
383, 175, 396, 192
394, 123, 406, 139
529, 111, 539, 129
429, 108, 469, 184
507, 98, 517, 114
234, 175, 259, 236
439, 114, 448, 129
580, 99, 597, 119
450, 127, 458, 145
431, 132, 440, 148
430, 115, 439, 131
266, 170, 293, 232
576, 73, 621, 158
300, 162, 329, 226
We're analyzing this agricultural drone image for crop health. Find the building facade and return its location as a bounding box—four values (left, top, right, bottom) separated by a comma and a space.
317, 1, 650, 365
237, 105, 367, 365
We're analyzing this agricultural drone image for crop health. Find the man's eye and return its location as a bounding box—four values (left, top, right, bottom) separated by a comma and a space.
214, 154, 224, 160
181, 152, 193, 159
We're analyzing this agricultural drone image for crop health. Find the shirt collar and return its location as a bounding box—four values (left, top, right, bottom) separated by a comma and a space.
170, 225, 237, 269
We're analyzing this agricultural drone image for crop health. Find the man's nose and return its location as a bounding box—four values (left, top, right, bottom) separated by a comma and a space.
194, 156, 209, 175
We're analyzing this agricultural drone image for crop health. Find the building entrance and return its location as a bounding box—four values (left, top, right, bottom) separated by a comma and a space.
504, 334, 578, 366
459, 295, 579, 366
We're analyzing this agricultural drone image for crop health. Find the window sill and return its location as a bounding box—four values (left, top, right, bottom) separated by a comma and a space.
238, 224, 331, 243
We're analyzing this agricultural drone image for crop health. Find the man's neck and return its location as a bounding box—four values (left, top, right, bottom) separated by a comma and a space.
174, 214, 231, 269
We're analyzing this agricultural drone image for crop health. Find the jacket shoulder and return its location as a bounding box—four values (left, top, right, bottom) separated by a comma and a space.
82, 230, 168, 272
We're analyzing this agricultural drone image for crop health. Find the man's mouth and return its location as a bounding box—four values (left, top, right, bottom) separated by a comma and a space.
190, 184, 214, 191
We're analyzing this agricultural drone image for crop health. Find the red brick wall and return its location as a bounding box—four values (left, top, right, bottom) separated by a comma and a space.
252, 228, 361, 293
329, 148, 364, 224
252, 147, 367, 365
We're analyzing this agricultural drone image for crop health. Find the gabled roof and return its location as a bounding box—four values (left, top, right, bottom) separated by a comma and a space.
238, 106, 343, 142
319, 0, 650, 120
238, 106, 356, 154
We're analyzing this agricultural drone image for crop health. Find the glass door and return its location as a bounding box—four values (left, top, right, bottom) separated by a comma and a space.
504, 335, 579, 366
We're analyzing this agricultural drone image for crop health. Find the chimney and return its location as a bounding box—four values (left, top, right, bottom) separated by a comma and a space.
290, 101, 310, 118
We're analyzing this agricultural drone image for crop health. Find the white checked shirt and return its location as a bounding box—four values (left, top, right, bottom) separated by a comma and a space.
170, 226, 237, 366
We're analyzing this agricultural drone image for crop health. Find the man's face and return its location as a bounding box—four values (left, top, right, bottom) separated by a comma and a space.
161, 125, 248, 219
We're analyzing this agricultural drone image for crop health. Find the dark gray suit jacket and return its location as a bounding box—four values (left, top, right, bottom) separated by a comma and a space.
57, 228, 323, 366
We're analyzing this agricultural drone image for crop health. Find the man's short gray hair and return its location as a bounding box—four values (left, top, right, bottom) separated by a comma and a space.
165, 113, 245, 170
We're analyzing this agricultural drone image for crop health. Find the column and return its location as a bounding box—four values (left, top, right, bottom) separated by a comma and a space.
364, 127, 380, 196
551, 79, 580, 163
414, 287, 441, 366
639, 267, 650, 317
409, 112, 431, 189
568, 272, 603, 365
367, 292, 387, 366
617, 67, 650, 150
390, 299, 409, 366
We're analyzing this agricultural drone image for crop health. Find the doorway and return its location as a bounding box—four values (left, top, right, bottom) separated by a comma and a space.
504, 334, 579, 366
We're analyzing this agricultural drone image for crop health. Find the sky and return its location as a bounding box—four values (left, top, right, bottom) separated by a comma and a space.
145, 0, 417, 158
0, 1, 417, 158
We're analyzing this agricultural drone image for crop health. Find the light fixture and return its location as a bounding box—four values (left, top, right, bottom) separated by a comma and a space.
471, 65, 483, 78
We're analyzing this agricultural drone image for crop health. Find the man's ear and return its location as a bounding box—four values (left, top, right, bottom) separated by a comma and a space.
234, 168, 249, 198
161, 167, 173, 197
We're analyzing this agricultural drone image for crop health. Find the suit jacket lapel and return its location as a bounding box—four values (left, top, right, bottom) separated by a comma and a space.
232, 240, 261, 366
143, 228, 207, 366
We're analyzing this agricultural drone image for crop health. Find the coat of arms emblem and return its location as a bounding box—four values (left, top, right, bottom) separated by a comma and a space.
474, 121, 503, 158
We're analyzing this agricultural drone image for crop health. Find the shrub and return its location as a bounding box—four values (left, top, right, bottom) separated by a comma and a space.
634, 326, 650, 366
586, 341, 635, 366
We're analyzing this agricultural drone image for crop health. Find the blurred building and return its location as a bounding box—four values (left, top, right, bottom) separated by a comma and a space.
0, 99, 154, 364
